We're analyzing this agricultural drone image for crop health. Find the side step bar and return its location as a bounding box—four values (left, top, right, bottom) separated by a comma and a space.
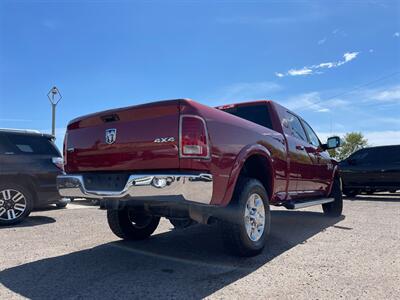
284, 198, 334, 210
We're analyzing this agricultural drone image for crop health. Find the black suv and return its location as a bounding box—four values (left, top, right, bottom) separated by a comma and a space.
0, 129, 68, 225
339, 145, 400, 197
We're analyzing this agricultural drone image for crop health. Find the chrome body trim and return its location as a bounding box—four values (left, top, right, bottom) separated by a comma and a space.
292, 198, 334, 209
57, 173, 213, 205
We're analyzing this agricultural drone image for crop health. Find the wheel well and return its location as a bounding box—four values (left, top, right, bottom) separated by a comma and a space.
238, 155, 273, 200
0, 174, 38, 203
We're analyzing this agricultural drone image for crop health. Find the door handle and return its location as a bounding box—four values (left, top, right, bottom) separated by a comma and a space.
296, 145, 305, 151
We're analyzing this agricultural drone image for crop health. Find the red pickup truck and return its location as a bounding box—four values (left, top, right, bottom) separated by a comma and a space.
57, 99, 342, 256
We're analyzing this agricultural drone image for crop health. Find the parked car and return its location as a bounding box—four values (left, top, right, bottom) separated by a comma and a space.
57, 99, 342, 256
0, 129, 69, 225
339, 145, 400, 197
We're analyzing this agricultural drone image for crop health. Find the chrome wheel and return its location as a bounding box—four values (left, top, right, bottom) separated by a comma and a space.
244, 193, 265, 242
0, 189, 27, 221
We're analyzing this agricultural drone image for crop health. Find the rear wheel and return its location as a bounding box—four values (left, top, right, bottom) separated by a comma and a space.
168, 218, 194, 229
56, 198, 70, 209
107, 208, 160, 240
221, 177, 270, 257
323, 178, 343, 217
0, 183, 34, 226
56, 202, 68, 208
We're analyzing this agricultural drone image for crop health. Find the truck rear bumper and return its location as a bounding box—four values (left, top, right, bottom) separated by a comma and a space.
57, 173, 213, 205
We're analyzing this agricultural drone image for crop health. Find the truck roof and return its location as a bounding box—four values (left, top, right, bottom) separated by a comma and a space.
216, 100, 275, 110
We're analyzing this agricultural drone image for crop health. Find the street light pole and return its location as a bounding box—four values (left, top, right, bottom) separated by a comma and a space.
47, 86, 62, 138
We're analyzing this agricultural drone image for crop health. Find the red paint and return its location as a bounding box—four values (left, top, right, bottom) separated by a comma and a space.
63, 98, 337, 206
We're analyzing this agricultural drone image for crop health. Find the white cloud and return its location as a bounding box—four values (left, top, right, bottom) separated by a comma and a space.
287, 68, 313, 76
365, 131, 400, 146
343, 52, 358, 62
394, 32, 400, 37
374, 86, 400, 102
360, 85, 400, 103
328, 99, 349, 107
318, 37, 327, 45
283, 92, 348, 113
317, 62, 335, 68
318, 131, 400, 147
377, 117, 400, 126
276, 51, 359, 77
331, 28, 348, 37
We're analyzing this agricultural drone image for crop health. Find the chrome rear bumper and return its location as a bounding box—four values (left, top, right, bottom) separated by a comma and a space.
57, 173, 213, 205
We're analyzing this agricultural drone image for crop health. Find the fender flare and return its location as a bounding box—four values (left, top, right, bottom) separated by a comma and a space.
326, 165, 340, 195
220, 143, 275, 206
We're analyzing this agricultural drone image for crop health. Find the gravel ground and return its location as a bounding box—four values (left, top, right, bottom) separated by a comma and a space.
0, 194, 399, 300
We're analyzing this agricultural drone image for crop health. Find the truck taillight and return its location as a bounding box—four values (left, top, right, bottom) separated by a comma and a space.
179, 115, 210, 158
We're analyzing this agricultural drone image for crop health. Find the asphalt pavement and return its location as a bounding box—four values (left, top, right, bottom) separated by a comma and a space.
0, 195, 399, 299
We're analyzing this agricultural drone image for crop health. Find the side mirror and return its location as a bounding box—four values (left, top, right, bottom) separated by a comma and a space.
323, 136, 342, 150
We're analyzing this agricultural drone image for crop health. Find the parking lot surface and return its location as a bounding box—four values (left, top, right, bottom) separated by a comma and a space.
1, 195, 399, 299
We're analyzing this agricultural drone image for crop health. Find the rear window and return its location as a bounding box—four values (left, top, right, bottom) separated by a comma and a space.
5, 133, 59, 156
350, 149, 375, 163
221, 105, 273, 129
351, 146, 400, 163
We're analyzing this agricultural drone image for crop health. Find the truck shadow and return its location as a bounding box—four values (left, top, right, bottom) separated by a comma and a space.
0, 216, 56, 229
344, 194, 400, 202
0, 210, 344, 299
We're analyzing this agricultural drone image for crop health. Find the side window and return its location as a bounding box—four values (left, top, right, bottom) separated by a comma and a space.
286, 112, 307, 142
302, 121, 321, 147
349, 149, 366, 160
360, 149, 377, 163
351, 148, 375, 164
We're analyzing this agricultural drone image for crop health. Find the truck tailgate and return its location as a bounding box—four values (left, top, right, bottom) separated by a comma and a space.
64, 100, 180, 173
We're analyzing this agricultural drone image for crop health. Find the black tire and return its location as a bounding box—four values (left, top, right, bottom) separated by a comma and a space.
168, 218, 193, 229
365, 190, 375, 195
0, 183, 34, 226
107, 208, 160, 240
389, 190, 397, 194
221, 177, 271, 257
56, 201, 68, 209
91, 199, 100, 206
323, 178, 343, 217
343, 188, 359, 197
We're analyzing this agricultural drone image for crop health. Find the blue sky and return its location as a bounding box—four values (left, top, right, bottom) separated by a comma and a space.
1, 0, 399, 150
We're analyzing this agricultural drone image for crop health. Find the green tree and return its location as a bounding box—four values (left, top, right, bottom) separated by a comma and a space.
329, 132, 368, 161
